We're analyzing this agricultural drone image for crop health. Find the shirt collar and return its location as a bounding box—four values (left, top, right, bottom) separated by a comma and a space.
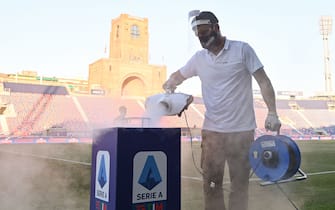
206, 37, 229, 56
223, 38, 230, 50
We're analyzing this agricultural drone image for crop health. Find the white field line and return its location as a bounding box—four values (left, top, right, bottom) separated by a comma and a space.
306, 170, 335, 176
1, 148, 334, 180
181, 175, 261, 184
0, 149, 91, 166
183, 170, 335, 184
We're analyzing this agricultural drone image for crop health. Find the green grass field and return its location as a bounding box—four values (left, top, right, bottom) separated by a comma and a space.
0, 140, 334, 210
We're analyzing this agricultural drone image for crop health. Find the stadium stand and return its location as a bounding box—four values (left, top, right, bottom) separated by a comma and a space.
0, 82, 335, 141
3, 82, 68, 95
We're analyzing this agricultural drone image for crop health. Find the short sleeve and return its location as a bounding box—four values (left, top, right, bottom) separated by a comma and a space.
179, 52, 200, 78
242, 43, 264, 74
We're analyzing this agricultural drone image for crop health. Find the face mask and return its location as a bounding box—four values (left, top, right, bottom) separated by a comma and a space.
198, 30, 217, 49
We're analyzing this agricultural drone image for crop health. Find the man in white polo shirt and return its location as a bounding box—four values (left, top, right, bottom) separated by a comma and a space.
163, 11, 281, 210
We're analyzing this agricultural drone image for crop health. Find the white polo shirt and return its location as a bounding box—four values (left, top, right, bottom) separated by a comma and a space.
180, 39, 263, 132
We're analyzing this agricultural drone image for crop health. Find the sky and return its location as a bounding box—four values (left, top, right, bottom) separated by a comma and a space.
1, 0, 335, 96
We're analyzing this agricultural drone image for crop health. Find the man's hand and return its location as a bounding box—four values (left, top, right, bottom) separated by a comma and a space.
163, 79, 177, 93
265, 112, 281, 132
162, 71, 186, 93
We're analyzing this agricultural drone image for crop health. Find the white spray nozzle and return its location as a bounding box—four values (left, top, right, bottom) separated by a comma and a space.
145, 93, 193, 116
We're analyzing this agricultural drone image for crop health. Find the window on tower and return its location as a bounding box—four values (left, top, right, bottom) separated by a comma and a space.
131, 24, 140, 38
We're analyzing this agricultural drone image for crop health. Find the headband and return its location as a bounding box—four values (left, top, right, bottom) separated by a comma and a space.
191, 19, 212, 29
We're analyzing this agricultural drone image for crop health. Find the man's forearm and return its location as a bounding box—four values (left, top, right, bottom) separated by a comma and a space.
169, 70, 186, 86
163, 70, 186, 92
259, 79, 277, 114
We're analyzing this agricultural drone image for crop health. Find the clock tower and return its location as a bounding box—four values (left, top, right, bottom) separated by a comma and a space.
88, 14, 166, 97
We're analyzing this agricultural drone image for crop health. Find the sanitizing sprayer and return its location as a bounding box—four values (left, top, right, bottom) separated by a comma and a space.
145, 93, 193, 117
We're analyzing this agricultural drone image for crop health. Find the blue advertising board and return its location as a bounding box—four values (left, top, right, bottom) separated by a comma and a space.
90, 127, 181, 210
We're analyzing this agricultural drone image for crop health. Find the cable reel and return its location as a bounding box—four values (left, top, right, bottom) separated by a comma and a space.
249, 135, 307, 184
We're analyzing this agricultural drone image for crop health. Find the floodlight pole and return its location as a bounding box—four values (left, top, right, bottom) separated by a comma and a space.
320, 16, 333, 93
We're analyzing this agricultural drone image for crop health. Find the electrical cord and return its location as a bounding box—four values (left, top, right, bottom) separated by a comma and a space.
183, 111, 203, 175
275, 183, 299, 210
249, 158, 261, 178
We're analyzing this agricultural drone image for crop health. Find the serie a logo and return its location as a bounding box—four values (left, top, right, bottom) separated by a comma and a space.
132, 151, 167, 210
95, 151, 110, 203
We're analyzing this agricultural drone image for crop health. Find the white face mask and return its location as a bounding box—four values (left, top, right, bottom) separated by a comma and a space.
192, 20, 218, 49
198, 30, 218, 49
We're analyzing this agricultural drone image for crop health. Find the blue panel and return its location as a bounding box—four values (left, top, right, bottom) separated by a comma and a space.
90, 128, 118, 210
90, 127, 181, 210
